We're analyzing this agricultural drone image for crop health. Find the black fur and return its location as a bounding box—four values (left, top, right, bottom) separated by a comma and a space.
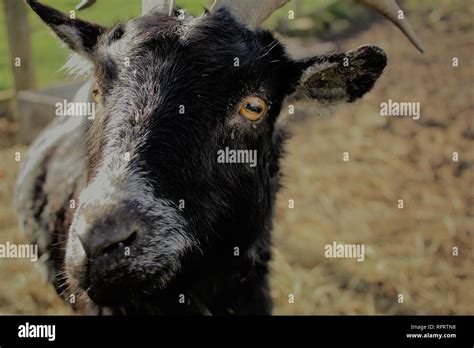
87, 9, 297, 314
24, 1, 387, 315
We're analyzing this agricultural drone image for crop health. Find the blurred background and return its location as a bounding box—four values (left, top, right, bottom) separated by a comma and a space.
0, 0, 473, 314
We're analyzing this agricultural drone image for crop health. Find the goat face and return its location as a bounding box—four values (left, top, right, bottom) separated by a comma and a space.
27, 1, 386, 311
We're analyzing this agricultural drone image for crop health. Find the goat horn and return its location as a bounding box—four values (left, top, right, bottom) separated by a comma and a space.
142, 0, 175, 16
76, 0, 96, 11
212, 0, 424, 53
356, 0, 424, 53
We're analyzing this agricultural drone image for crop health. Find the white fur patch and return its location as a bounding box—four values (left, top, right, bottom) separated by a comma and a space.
63, 53, 93, 78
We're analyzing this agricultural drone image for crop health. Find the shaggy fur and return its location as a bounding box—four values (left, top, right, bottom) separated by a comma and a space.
17, 0, 387, 315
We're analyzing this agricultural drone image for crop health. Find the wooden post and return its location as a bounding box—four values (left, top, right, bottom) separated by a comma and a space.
294, 0, 302, 17
3, 0, 36, 122
3, 0, 36, 93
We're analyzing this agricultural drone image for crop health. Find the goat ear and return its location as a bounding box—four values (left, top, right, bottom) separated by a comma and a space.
291, 45, 387, 105
27, 0, 105, 58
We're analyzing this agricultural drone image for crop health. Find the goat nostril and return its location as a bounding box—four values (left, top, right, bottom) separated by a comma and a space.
101, 230, 138, 255
101, 243, 118, 255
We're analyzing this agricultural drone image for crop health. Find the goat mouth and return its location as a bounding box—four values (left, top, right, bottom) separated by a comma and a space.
86, 273, 136, 306
84, 263, 161, 307
77, 257, 131, 306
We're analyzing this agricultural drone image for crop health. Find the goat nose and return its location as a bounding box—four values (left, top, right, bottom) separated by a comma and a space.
78, 224, 138, 257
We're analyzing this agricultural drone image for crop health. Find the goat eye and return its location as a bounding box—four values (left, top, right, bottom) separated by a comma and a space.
92, 83, 102, 103
239, 97, 267, 121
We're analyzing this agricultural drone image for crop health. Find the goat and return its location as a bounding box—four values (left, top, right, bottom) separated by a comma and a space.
16, 0, 422, 315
